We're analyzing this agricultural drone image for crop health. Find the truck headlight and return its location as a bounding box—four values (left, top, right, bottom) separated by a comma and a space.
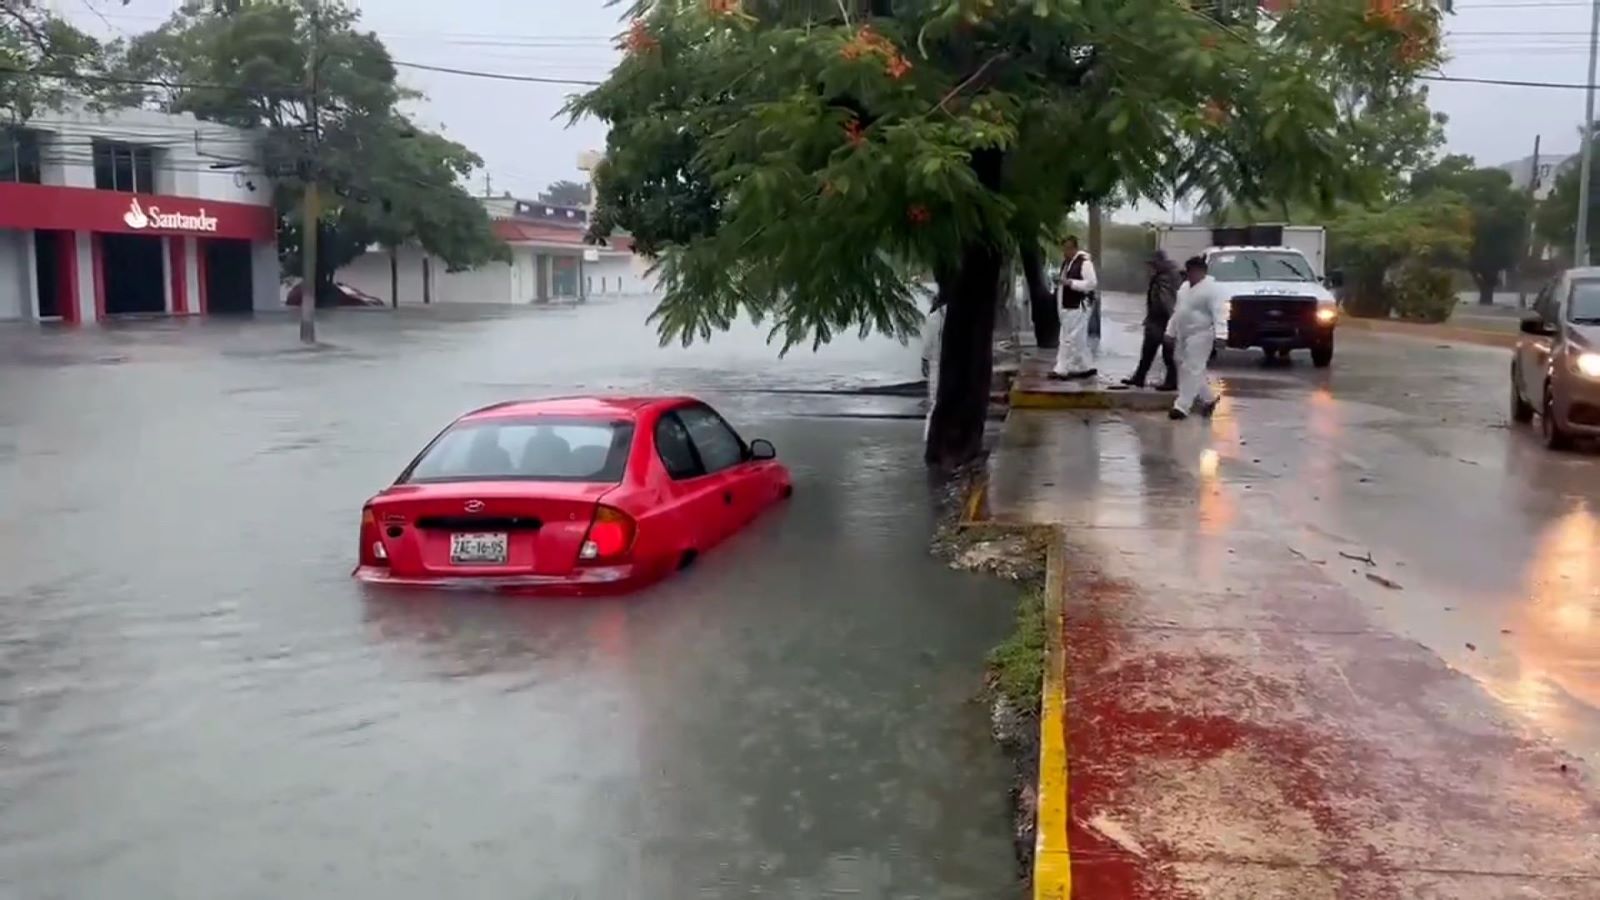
1577, 352, 1600, 378
1315, 306, 1338, 325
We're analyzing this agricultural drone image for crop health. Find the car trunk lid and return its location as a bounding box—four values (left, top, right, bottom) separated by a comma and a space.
369, 481, 614, 577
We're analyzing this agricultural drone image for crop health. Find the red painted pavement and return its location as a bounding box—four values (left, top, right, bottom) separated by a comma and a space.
988, 336, 1600, 898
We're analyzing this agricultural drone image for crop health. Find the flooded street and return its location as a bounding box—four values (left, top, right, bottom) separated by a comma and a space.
0, 299, 1020, 899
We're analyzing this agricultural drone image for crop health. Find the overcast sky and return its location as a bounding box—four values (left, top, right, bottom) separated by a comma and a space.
66, 0, 1597, 201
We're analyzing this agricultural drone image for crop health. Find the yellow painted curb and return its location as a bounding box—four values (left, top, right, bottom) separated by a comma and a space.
1011, 387, 1173, 412
1034, 528, 1070, 900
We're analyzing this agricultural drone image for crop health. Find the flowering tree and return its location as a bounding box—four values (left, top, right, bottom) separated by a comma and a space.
574, 0, 1444, 467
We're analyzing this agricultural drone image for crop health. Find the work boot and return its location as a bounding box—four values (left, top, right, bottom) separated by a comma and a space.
1168, 408, 1188, 421
1120, 376, 1145, 388
1156, 379, 1178, 392
1067, 368, 1098, 380
1199, 397, 1220, 418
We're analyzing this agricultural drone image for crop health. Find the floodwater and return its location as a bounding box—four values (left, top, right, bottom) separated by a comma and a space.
0, 298, 1019, 900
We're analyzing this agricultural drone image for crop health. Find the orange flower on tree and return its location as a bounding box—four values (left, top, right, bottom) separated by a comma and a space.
1202, 99, 1229, 126
624, 19, 659, 54
840, 24, 913, 82
706, 0, 741, 14
845, 117, 866, 147
907, 204, 932, 226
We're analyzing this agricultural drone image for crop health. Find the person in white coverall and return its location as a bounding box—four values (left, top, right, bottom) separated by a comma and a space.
1049, 235, 1099, 380
1164, 255, 1228, 420
921, 297, 945, 439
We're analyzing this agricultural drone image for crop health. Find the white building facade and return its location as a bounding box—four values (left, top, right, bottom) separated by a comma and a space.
0, 105, 278, 323
333, 198, 655, 306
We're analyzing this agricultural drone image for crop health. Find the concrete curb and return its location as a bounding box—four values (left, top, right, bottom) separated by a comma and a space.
1011, 380, 1174, 412
1341, 316, 1519, 350
956, 480, 1071, 899
1033, 530, 1070, 900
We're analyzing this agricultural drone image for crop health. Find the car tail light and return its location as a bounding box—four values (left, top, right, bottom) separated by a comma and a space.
359, 507, 388, 567
579, 505, 636, 563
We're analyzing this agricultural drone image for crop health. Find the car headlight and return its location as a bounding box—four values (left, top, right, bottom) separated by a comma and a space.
1577, 352, 1600, 378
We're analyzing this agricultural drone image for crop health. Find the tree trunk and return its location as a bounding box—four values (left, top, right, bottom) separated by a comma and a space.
925, 237, 1002, 469
1087, 202, 1104, 339
1475, 271, 1495, 306
390, 245, 400, 308
1019, 241, 1058, 348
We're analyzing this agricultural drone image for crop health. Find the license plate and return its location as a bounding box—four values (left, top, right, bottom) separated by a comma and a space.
450, 532, 508, 565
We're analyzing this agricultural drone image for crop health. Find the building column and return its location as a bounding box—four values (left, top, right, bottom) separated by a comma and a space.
22, 229, 40, 321
72, 231, 97, 323
187, 237, 206, 314
168, 236, 189, 314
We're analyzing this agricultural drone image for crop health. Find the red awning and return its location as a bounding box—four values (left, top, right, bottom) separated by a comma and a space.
492, 219, 587, 245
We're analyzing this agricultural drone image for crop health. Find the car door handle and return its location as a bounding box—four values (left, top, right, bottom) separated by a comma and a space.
723, 491, 734, 505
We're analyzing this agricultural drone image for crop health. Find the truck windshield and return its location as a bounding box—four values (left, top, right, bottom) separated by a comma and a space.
1208, 251, 1317, 283
1570, 280, 1600, 323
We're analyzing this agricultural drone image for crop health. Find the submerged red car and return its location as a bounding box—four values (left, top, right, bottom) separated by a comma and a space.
354, 396, 792, 593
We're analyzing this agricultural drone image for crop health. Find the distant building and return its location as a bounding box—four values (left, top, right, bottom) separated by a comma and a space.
1496, 152, 1578, 201
332, 195, 656, 306
1, 104, 278, 323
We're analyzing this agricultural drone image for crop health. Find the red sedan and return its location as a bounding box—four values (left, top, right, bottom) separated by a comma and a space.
353, 396, 792, 594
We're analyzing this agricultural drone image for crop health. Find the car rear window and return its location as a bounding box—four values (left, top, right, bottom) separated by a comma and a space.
403, 418, 635, 483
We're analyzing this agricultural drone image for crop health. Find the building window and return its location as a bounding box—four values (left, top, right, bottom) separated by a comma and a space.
92, 140, 158, 193
0, 128, 42, 183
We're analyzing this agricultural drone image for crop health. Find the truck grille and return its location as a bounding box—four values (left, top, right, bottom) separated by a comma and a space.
1226, 296, 1321, 349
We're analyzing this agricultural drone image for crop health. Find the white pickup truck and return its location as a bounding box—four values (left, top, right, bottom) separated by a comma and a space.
1157, 225, 1340, 367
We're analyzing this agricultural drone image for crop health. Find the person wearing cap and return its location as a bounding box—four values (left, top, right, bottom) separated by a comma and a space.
1164, 255, 1227, 420
1049, 235, 1098, 381
1123, 249, 1180, 390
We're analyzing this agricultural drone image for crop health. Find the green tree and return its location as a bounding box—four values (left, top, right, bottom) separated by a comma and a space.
1535, 139, 1593, 265
573, 0, 1444, 467
1327, 190, 1469, 318
1, 1, 108, 119
1411, 154, 1530, 305
109, 1, 502, 303
539, 179, 589, 207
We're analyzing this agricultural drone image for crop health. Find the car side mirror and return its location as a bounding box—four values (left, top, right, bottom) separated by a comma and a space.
749, 439, 777, 461
1324, 270, 1344, 289
1521, 316, 1555, 336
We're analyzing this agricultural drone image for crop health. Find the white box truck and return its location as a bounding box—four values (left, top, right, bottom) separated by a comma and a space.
1156, 224, 1339, 367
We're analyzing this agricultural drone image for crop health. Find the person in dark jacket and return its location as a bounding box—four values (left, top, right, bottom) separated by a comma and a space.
1123, 250, 1180, 390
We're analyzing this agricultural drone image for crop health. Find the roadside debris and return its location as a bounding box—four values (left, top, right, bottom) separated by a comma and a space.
1366, 573, 1404, 590
1340, 550, 1377, 566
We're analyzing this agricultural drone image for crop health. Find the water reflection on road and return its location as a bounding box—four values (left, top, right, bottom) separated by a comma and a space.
0, 299, 1018, 899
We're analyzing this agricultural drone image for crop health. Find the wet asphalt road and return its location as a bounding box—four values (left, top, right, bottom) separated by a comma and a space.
0, 299, 1020, 900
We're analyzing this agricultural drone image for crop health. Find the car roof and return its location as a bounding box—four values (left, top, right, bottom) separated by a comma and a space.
458, 395, 696, 422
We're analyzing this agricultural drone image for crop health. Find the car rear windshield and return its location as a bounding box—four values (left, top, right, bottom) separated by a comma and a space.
1570, 280, 1600, 322
402, 418, 635, 483
1208, 251, 1317, 283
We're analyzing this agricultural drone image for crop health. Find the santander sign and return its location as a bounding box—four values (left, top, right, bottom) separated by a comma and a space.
123, 197, 219, 233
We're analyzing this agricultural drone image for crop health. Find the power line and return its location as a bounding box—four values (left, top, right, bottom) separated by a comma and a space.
1421, 72, 1600, 89
391, 60, 601, 86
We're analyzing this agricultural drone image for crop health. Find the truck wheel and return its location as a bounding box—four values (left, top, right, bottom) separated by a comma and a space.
1311, 341, 1334, 368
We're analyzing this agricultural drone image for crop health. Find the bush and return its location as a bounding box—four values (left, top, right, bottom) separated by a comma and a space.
1390, 260, 1456, 323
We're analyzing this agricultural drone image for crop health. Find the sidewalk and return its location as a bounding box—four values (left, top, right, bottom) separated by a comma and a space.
982, 303, 1600, 896
1009, 300, 1178, 412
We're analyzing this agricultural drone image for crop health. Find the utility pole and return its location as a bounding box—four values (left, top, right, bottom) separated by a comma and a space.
484, 171, 492, 198
1520, 134, 1540, 307
299, 3, 321, 344
1576, 0, 1599, 267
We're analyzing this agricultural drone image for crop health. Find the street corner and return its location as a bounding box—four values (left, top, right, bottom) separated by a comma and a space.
1010, 376, 1176, 412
